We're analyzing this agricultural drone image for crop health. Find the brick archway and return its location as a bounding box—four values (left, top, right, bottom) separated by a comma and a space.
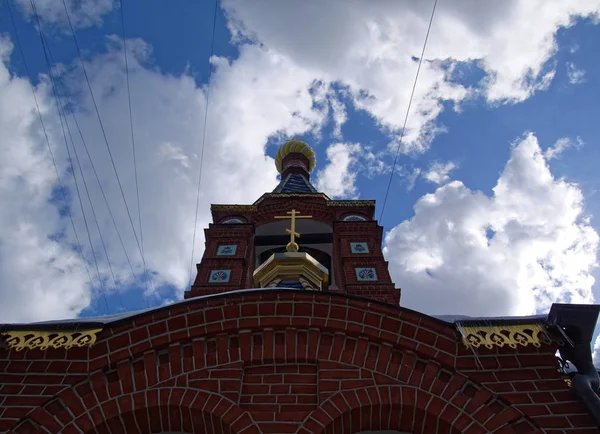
297, 385, 513, 434
12, 387, 257, 434
3, 292, 549, 433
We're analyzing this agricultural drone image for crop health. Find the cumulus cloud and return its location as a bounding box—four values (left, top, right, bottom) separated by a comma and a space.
329, 96, 347, 139
222, 0, 599, 152
15, 0, 114, 30
0, 35, 327, 322
0, 36, 93, 322
544, 136, 584, 160
384, 133, 598, 317
594, 334, 600, 366
423, 161, 456, 185
566, 62, 587, 85
315, 142, 362, 199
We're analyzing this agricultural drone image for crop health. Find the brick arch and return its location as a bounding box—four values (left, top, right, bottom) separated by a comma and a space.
4, 291, 547, 433
93, 291, 461, 373
12, 387, 257, 434
298, 385, 531, 434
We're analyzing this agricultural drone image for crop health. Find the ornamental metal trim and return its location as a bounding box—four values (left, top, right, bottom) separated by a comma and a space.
327, 200, 376, 207
211, 205, 258, 213
1, 329, 102, 351
457, 324, 552, 350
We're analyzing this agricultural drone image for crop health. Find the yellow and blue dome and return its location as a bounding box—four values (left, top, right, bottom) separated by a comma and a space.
275, 139, 316, 173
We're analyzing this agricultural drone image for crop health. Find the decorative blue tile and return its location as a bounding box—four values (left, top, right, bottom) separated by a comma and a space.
350, 242, 369, 254
217, 244, 237, 256
209, 269, 231, 283
355, 267, 377, 281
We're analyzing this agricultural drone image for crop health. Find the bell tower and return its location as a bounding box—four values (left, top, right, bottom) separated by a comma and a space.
185, 139, 400, 305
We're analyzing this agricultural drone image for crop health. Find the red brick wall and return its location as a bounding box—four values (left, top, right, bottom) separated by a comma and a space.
455, 342, 594, 432
1, 291, 593, 433
334, 220, 401, 304
280, 153, 311, 179
186, 224, 255, 298
196, 195, 394, 304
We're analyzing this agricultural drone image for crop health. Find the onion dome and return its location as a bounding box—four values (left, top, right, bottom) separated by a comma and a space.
275, 139, 316, 174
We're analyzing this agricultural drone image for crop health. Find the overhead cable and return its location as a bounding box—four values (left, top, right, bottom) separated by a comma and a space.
378, 0, 439, 226
118, 0, 145, 270
61, 0, 157, 302
30, 0, 110, 313
189, 0, 219, 287
7, 0, 102, 312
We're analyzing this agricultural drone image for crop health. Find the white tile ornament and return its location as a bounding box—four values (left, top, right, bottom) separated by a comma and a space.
217, 245, 237, 256
355, 267, 377, 281
209, 269, 231, 283
350, 242, 369, 254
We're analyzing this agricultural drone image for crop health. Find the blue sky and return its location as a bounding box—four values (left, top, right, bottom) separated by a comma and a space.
1, 0, 600, 356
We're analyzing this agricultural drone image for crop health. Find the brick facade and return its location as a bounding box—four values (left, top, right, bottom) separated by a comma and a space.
188, 193, 399, 303
1, 290, 593, 433
1, 143, 595, 433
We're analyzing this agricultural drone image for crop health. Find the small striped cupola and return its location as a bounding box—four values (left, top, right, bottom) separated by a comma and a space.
272, 139, 319, 194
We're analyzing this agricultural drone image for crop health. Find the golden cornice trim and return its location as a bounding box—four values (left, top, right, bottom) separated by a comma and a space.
457, 324, 552, 350
1, 329, 102, 351
253, 252, 329, 290
211, 205, 257, 213
327, 200, 376, 207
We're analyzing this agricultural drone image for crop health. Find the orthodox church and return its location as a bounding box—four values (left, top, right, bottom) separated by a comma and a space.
1, 139, 599, 433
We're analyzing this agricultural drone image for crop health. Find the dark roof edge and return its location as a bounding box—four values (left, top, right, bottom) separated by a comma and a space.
3, 289, 590, 333
1, 288, 452, 331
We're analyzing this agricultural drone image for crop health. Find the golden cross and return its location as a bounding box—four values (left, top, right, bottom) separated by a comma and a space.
274, 209, 312, 252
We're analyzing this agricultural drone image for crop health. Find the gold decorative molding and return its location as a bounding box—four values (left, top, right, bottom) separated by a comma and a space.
327, 200, 376, 207
253, 252, 329, 290
1, 329, 102, 351
211, 205, 257, 213
457, 324, 552, 350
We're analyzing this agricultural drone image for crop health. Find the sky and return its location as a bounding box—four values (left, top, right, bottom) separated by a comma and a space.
1, 0, 600, 359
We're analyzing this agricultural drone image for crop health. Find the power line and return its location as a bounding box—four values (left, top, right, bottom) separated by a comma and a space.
46, 54, 140, 292
118, 0, 145, 267
38, 31, 128, 311
39, 31, 131, 313
60, 89, 125, 310
59, 0, 151, 288
6, 0, 99, 312
378, 0, 439, 226
189, 0, 219, 287
60, 0, 157, 303
29, 0, 110, 314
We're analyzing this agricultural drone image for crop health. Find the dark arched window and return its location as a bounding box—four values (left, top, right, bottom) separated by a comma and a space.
343, 215, 367, 222
222, 218, 244, 224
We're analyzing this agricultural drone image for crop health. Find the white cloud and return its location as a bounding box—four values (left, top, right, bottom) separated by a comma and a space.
423, 161, 456, 185
2, 1, 599, 326
384, 133, 598, 317
329, 93, 347, 139
566, 62, 587, 84
15, 0, 114, 30
545, 136, 584, 160
393, 166, 422, 191
594, 334, 600, 366
0, 35, 327, 322
0, 36, 93, 322
222, 0, 600, 151
315, 142, 362, 199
